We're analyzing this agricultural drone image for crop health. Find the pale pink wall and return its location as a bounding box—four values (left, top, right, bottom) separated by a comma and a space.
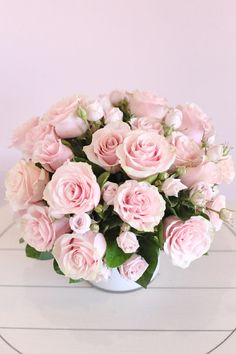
0, 0, 235, 203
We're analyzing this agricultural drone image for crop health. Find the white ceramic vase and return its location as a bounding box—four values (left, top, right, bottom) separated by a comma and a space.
90, 258, 160, 293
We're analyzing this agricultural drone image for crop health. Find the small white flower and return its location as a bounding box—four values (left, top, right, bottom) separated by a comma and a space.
165, 108, 183, 129
161, 177, 187, 197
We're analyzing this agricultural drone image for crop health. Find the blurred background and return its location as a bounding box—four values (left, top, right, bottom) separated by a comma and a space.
0, 0, 235, 205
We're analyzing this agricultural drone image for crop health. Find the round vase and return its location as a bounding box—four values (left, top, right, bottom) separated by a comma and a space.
90, 258, 160, 293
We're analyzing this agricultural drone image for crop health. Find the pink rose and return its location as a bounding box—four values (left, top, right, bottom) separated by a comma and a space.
86, 100, 104, 121
127, 90, 169, 118
164, 216, 214, 268
164, 109, 183, 129
114, 180, 165, 232
169, 132, 204, 168
217, 156, 235, 184
207, 145, 224, 162
11, 119, 53, 160
69, 213, 91, 234
102, 181, 118, 205
119, 254, 148, 281
98, 94, 113, 113
181, 162, 221, 187
5, 160, 49, 211
109, 90, 126, 105
116, 231, 139, 253
104, 107, 123, 124
181, 157, 235, 187
116, 130, 176, 179
11, 116, 39, 151
32, 129, 73, 172
130, 116, 164, 134
190, 182, 214, 207
161, 177, 187, 197
52, 231, 107, 281
44, 95, 88, 139
20, 204, 70, 252
43, 162, 100, 218
83, 122, 130, 172
178, 103, 215, 144
206, 195, 226, 231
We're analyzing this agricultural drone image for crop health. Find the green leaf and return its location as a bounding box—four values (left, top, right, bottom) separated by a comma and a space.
105, 229, 132, 268
115, 99, 132, 123
176, 201, 196, 221
156, 222, 164, 250
136, 237, 160, 288
73, 156, 88, 163
69, 278, 81, 284
53, 259, 64, 275
19, 237, 24, 244
165, 195, 178, 208
198, 212, 210, 221
25, 244, 53, 260
61, 139, 72, 148
35, 162, 43, 169
102, 214, 123, 232
65, 138, 86, 157
97, 171, 110, 188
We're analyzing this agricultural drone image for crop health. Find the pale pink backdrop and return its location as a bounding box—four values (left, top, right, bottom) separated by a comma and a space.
0, 0, 235, 204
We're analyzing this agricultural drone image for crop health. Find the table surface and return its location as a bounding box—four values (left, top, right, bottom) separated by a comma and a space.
0, 204, 235, 354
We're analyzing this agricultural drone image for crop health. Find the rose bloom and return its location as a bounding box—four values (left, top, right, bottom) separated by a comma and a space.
11, 118, 53, 160
169, 132, 204, 168
83, 121, 130, 172
207, 145, 225, 162
43, 162, 100, 218
104, 107, 123, 124
161, 177, 187, 197
116, 130, 176, 179
164, 216, 214, 269
20, 204, 70, 252
98, 94, 113, 113
69, 213, 91, 234
5, 160, 49, 211
116, 231, 139, 253
181, 162, 221, 187
86, 100, 104, 121
11, 116, 39, 152
32, 129, 73, 172
189, 182, 214, 207
114, 180, 166, 232
206, 194, 226, 231
177, 103, 215, 144
217, 156, 235, 184
52, 231, 107, 281
127, 90, 169, 118
181, 157, 235, 187
43, 95, 88, 139
130, 116, 164, 134
119, 254, 149, 281
164, 108, 183, 129
102, 181, 119, 205
109, 90, 126, 105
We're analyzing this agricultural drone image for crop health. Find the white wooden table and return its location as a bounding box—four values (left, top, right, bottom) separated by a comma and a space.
0, 204, 235, 354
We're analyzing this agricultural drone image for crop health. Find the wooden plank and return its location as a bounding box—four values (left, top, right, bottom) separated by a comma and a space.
0, 329, 232, 354
0, 287, 235, 330
0, 250, 236, 288
0, 205, 13, 234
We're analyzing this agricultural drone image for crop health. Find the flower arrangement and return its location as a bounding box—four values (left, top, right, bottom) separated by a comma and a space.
5, 90, 235, 288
